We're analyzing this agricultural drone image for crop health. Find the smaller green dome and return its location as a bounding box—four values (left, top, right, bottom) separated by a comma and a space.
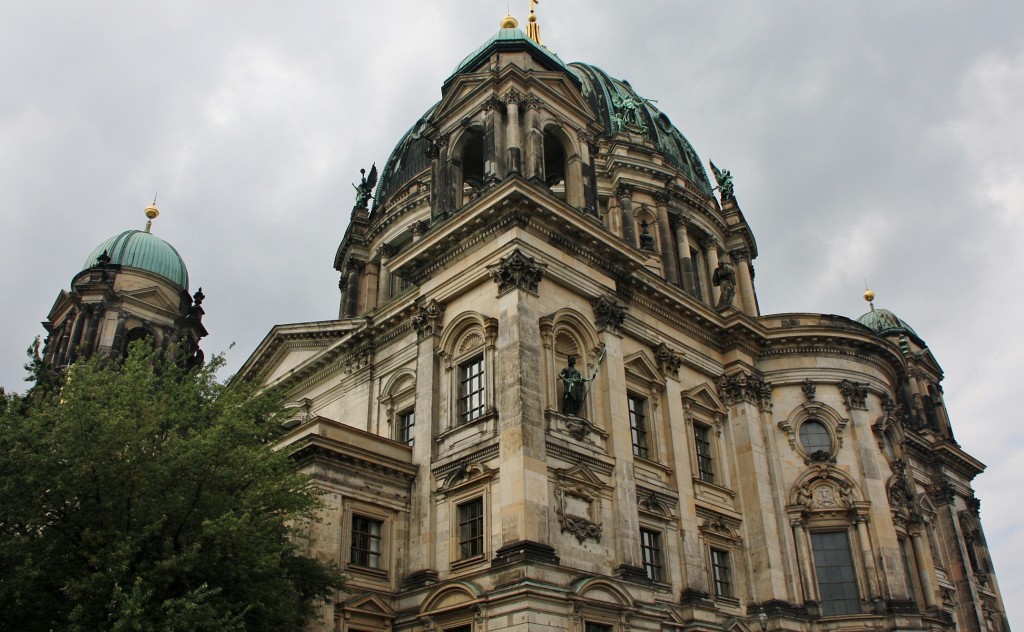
83, 230, 189, 291
857, 307, 917, 337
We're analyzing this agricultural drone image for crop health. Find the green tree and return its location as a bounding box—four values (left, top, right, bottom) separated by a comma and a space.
0, 343, 344, 631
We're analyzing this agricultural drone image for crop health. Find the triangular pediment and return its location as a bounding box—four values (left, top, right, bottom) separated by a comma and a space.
121, 286, 179, 312
342, 592, 395, 617
684, 382, 728, 415
556, 463, 606, 489
623, 351, 663, 385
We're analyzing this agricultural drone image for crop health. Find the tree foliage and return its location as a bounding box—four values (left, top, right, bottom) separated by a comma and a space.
0, 343, 344, 631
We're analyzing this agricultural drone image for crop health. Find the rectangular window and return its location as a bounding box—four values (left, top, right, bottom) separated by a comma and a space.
694, 423, 715, 484
397, 409, 415, 446
810, 531, 861, 616
445, 627, 472, 632
350, 515, 383, 569
640, 528, 663, 582
457, 498, 484, 559
458, 355, 486, 423
585, 624, 613, 632
711, 547, 733, 598
628, 394, 649, 459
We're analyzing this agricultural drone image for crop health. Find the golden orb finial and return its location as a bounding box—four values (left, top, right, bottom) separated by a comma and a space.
144, 197, 160, 233
863, 288, 876, 309
500, 15, 518, 29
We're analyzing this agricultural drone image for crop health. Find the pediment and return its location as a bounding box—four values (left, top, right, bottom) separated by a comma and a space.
556, 463, 606, 489
623, 351, 663, 385
684, 383, 728, 415
342, 592, 396, 617
121, 286, 179, 312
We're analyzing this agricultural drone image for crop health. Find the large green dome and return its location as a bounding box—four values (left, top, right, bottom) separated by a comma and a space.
83, 230, 190, 291
371, 25, 712, 212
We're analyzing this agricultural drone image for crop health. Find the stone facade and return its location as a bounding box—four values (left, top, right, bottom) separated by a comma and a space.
238, 23, 1008, 632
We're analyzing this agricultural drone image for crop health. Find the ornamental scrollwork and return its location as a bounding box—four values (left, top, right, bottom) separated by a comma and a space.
487, 248, 546, 295
591, 294, 627, 334
715, 371, 772, 412
411, 298, 445, 340
802, 378, 816, 400
654, 343, 683, 379
838, 379, 869, 410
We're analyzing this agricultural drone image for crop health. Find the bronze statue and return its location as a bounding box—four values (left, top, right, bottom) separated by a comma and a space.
558, 356, 592, 416
713, 260, 736, 310
352, 164, 378, 209
709, 161, 734, 200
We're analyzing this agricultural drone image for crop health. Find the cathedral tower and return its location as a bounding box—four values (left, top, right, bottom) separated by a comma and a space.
43, 202, 206, 367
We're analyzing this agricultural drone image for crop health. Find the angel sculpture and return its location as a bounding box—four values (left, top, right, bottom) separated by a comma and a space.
352, 164, 378, 209
709, 160, 735, 200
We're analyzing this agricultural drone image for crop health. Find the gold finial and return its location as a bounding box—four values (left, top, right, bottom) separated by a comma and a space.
863, 288, 876, 310
527, 0, 542, 44
500, 14, 518, 29
144, 195, 159, 233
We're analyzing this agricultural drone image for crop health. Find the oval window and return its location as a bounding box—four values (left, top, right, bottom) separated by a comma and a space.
799, 420, 832, 454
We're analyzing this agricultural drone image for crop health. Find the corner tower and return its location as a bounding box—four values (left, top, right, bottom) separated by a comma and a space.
43, 202, 207, 367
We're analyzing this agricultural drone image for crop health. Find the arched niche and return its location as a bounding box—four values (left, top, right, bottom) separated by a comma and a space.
449, 122, 486, 210
540, 121, 584, 207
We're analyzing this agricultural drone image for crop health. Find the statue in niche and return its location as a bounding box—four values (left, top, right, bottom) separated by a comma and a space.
352, 164, 378, 209
713, 260, 736, 310
558, 356, 592, 417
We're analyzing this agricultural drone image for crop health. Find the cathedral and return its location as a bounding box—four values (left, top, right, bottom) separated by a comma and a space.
47, 11, 1009, 632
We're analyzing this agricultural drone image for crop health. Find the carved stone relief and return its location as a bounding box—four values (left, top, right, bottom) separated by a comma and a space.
716, 370, 772, 412
591, 294, 627, 334
411, 298, 446, 340
487, 249, 546, 295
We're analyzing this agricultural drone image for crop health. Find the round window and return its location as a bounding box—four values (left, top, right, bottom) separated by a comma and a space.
799, 420, 833, 454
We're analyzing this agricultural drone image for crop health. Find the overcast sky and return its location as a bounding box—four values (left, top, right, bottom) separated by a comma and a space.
1, 1, 1020, 623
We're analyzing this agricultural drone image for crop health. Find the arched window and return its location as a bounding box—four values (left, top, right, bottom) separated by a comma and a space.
543, 131, 567, 197
452, 126, 485, 209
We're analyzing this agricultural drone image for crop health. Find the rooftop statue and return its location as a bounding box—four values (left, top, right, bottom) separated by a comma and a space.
709, 161, 735, 200
352, 164, 378, 210
713, 260, 736, 310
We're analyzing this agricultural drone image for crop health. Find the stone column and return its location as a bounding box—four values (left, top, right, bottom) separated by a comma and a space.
376, 245, 394, 305
653, 194, 680, 285
718, 371, 790, 598
412, 219, 427, 243
590, 295, 644, 578
408, 299, 445, 578
792, 519, 819, 603
524, 108, 543, 182
910, 526, 939, 608
505, 97, 521, 175
608, 196, 623, 238
487, 250, 557, 565
67, 308, 87, 363
706, 241, 721, 306
616, 184, 637, 247
484, 107, 499, 183
673, 217, 695, 295
82, 305, 104, 357
732, 249, 758, 316
343, 261, 363, 318
855, 516, 882, 603
581, 134, 599, 215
